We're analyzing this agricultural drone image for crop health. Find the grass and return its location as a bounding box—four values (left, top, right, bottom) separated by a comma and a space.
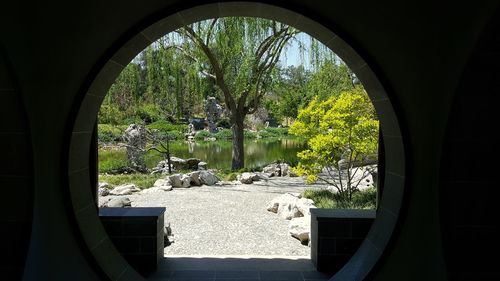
99, 173, 164, 189
98, 148, 128, 173
302, 187, 377, 209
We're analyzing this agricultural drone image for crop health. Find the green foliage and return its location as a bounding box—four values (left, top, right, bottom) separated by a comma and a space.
99, 173, 164, 189
97, 124, 125, 143
351, 187, 377, 209
302, 189, 338, 208
306, 60, 354, 102
214, 129, 233, 140
302, 187, 376, 209
98, 104, 125, 125
216, 118, 231, 128
290, 88, 379, 204
135, 103, 164, 124
258, 127, 288, 138
146, 120, 188, 141
244, 130, 258, 139
194, 130, 212, 140
271, 65, 311, 121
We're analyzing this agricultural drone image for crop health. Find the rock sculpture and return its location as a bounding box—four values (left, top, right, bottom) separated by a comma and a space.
204, 97, 224, 133
123, 124, 148, 172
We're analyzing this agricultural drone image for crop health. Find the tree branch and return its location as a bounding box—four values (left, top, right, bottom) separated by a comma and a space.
182, 25, 237, 112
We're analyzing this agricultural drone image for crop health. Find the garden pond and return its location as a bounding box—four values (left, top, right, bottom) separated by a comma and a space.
99, 138, 306, 172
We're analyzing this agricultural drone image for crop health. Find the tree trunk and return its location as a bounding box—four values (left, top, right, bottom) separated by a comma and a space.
231, 116, 245, 170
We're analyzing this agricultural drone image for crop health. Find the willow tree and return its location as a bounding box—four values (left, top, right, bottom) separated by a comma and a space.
162, 17, 300, 170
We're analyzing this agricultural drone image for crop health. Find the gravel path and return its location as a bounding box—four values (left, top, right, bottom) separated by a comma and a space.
100, 177, 328, 256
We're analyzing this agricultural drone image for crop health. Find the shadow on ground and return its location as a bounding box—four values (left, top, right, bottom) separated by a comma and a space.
147, 256, 332, 280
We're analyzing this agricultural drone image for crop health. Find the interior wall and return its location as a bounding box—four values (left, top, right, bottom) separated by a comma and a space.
440, 6, 500, 280
0, 0, 498, 280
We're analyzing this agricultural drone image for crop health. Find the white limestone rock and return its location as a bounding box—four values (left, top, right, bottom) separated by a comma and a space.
199, 171, 219, 186
289, 216, 311, 245
109, 184, 140, 195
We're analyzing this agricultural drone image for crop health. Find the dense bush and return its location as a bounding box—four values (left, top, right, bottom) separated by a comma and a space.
98, 104, 125, 125
244, 130, 258, 139
135, 103, 164, 124
146, 120, 188, 141
97, 124, 124, 143
214, 129, 232, 140
258, 127, 289, 138
147, 120, 188, 132
216, 117, 231, 128
194, 130, 212, 140
351, 187, 377, 209
302, 187, 376, 209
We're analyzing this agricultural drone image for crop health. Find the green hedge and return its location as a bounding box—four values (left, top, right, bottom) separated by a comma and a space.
147, 120, 188, 141
258, 127, 288, 138
97, 124, 125, 143
214, 129, 232, 140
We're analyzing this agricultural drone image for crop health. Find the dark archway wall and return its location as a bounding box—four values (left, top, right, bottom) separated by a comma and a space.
0, 45, 34, 279
440, 6, 500, 281
0, 1, 498, 280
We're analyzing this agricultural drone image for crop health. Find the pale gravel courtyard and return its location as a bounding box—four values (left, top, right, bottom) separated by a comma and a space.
99, 177, 329, 257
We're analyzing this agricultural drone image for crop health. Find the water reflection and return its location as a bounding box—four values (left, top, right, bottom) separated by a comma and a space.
145, 138, 306, 170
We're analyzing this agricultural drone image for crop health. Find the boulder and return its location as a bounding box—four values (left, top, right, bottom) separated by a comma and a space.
262, 163, 291, 177
169, 157, 186, 170
253, 172, 269, 181
150, 160, 174, 174
180, 174, 192, 188
239, 172, 255, 184
98, 182, 110, 189
98, 187, 109, 196
109, 184, 140, 195
198, 161, 207, 170
263, 164, 277, 176
280, 163, 290, 176
267, 193, 310, 220
141, 186, 172, 193
199, 171, 219, 186
188, 171, 202, 186
185, 158, 201, 170
278, 200, 302, 220
289, 216, 311, 245
100, 197, 131, 208
157, 185, 173, 191
168, 174, 183, 188
154, 178, 171, 187
296, 198, 316, 216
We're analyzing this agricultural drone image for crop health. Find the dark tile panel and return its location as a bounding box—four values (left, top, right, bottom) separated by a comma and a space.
350, 219, 374, 238
315, 255, 351, 274
0, 55, 14, 89
335, 238, 364, 255
172, 270, 216, 279
259, 270, 303, 280
301, 270, 331, 279
0, 176, 33, 220
0, 133, 30, 176
112, 236, 141, 254
318, 220, 351, 237
0, 92, 26, 133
